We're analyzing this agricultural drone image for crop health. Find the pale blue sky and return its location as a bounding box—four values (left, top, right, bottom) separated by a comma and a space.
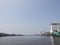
0, 0, 60, 34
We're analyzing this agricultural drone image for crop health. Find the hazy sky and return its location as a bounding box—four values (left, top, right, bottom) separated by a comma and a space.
0, 0, 60, 34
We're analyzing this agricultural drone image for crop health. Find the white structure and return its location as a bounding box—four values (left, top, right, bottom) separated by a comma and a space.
50, 23, 60, 33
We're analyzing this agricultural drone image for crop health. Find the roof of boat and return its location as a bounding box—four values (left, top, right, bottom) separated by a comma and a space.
51, 23, 60, 25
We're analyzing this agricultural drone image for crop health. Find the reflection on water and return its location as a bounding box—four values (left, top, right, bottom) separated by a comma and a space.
51, 36, 60, 45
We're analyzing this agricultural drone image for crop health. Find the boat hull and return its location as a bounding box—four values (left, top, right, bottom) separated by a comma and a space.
52, 32, 60, 37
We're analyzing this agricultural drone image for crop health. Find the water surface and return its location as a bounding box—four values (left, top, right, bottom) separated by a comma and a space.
0, 36, 60, 45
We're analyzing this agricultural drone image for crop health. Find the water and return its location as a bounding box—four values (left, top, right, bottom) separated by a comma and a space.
0, 36, 60, 45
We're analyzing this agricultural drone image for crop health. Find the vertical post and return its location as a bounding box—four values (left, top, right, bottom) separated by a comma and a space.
50, 25, 53, 34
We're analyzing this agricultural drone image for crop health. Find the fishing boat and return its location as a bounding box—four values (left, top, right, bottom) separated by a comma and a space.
50, 23, 60, 37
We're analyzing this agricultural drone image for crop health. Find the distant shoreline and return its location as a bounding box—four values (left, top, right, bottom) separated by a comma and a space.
0, 33, 25, 37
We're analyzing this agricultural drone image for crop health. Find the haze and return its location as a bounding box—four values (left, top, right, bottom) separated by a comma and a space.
0, 0, 60, 34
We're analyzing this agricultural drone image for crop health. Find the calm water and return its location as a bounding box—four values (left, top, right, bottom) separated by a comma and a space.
0, 36, 60, 45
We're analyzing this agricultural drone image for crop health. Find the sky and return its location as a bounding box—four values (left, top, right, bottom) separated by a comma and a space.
0, 0, 60, 34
